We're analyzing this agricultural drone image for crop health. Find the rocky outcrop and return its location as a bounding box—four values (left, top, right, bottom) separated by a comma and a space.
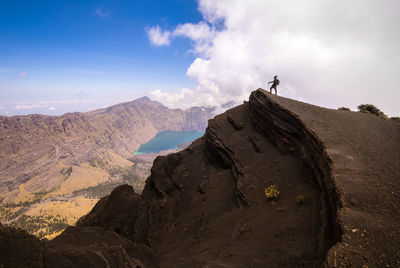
2, 89, 399, 267
76, 184, 141, 242
0, 223, 158, 267
249, 90, 342, 257
77, 89, 346, 267
265, 89, 400, 267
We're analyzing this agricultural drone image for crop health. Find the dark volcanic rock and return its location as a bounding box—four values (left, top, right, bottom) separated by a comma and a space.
0, 223, 44, 267
79, 89, 400, 267
76, 184, 141, 241
78, 89, 345, 267
46, 226, 158, 268
3, 89, 399, 267
0, 224, 158, 267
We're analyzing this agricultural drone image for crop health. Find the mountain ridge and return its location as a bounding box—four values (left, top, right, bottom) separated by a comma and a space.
76, 88, 399, 267
0, 96, 214, 202
0, 96, 214, 239
1, 89, 399, 267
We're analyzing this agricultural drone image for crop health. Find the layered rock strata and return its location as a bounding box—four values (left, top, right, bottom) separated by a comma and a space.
2, 89, 399, 267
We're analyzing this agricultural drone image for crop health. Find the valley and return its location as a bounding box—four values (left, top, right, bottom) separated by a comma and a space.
0, 97, 212, 239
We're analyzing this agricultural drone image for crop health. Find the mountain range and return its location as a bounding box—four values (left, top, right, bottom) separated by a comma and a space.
0, 96, 214, 238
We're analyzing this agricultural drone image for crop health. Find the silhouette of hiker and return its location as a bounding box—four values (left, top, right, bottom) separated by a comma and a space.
268, 75, 280, 95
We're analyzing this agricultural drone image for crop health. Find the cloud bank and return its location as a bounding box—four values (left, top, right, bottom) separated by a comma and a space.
0, 99, 114, 116
147, 0, 400, 115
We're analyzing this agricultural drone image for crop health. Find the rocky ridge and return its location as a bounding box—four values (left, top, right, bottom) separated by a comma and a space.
0, 96, 213, 202
1, 89, 399, 267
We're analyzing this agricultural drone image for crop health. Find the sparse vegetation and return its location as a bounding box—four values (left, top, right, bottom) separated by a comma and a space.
265, 185, 279, 200
0, 205, 28, 221
296, 195, 305, 204
88, 156, 107, 168
66, 166, 73, 177
60, 166, 73, 178
74, 163, 150, 198
357, 104, 388, 119
6, 215, 69, 239
0, 162, 150, 239
338, 107, 351, 111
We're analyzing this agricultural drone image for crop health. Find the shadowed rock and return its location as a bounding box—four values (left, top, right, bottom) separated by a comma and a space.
2, 89, 399, 267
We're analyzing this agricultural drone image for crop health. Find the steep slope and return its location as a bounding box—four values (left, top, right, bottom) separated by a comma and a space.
0, 222, 159, 267
77, 89, 399, 267
0, 97, 214, 238
0, 97, 213, 202
1, 89, 399, 267
264, 90, 400, 267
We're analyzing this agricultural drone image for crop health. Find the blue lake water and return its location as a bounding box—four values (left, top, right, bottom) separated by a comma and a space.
134, 131, 204, 154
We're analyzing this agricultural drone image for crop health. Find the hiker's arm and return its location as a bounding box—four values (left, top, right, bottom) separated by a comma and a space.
268, 81, 272, 84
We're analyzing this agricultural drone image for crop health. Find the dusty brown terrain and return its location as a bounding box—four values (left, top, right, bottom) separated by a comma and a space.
266, 90, 400, 267
0, 222, 158, 267
1, 89, 399, 267
0, 96, 213, 203
0, 96, 213, 239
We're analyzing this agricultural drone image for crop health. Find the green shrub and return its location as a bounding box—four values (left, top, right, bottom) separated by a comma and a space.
65, 166, 73, 178
296, 195, 305, 204
357, 104, 387, 119
265, 185, 279, 199
338, 107, 350, 111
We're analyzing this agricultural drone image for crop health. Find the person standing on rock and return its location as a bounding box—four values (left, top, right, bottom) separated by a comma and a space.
268, 75, 280, 95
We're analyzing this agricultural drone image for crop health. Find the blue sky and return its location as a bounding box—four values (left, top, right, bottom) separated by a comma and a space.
0, 0, 202, 115
1, 0, 399, 116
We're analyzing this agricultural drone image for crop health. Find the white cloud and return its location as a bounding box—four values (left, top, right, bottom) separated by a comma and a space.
174, 22, 213, 41
147, 0, 400, 116
94, 8, 111, 18
146, 26, 171, 46
0, 105, 3, 110
15, 104, 33, 109
5, 98, 132, 116
173, 22, 215, 54
149, 88, 198, 109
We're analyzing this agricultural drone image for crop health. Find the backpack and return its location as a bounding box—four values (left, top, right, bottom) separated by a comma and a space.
275, 79, 280, 86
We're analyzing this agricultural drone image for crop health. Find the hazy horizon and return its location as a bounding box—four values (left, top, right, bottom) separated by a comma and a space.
1, 0, 399, 117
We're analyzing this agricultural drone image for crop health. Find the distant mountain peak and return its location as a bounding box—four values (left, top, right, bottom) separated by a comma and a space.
129, 96, 166, 108
133, 96, 152, 103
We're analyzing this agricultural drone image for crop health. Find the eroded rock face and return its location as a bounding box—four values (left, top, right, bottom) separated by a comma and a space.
76, 184, 141, 241
265, 90, 400, 267
0, 224, 158, 267
46, 226, 158, 268
2, 89, 399, 267
0, 223, 44, 267
78, 89, 343, 267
